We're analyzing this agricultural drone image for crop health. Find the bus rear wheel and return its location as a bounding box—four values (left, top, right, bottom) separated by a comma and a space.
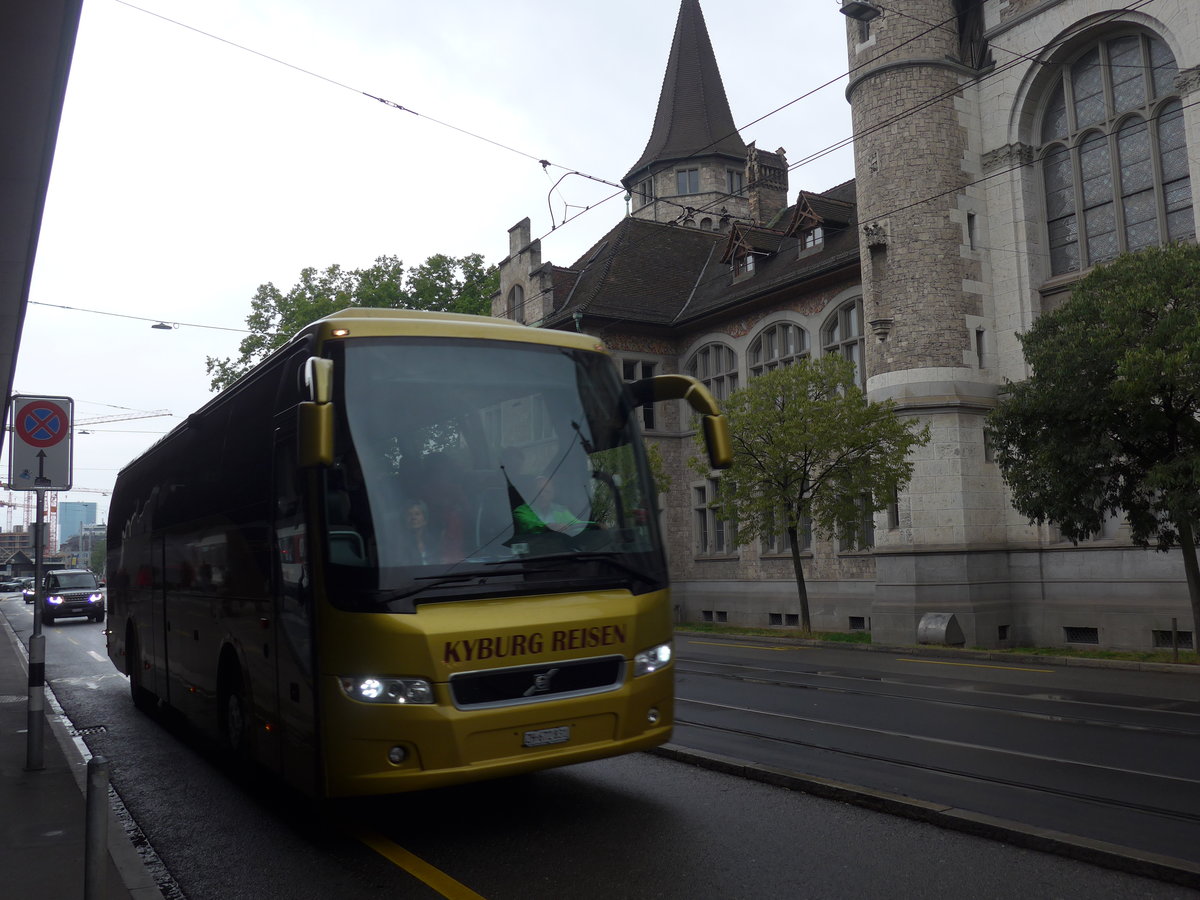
127, 627, 154, 712
219, 663, 250, 759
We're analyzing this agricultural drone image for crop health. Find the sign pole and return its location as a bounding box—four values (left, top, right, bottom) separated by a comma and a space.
26, 487, 46, 770
9, 395, 72, 772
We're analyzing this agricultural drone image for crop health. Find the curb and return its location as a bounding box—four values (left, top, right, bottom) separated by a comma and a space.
650, 743, 1200, 891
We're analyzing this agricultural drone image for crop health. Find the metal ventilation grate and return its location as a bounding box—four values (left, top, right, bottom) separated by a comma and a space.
1063, 626, 1100, 644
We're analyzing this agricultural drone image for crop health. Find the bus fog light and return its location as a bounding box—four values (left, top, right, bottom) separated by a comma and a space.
387, 746, 407, 765
633, 642, 672, 677
338, 676, 435, 704
647, 707, 660, 725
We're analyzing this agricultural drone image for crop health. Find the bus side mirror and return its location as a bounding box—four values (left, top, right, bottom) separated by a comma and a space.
299, 356, 335, 467
631, 374, 732, 469
298, 405, 333, 468
298, 403, 334, 467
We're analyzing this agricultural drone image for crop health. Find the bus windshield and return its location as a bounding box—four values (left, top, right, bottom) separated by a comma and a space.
325, 337, 667, 611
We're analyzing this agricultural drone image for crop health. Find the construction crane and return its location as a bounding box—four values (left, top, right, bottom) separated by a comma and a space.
74, 409, 171, 430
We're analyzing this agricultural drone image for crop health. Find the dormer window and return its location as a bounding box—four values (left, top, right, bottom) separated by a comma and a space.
801, 226, 824, 250
733, 252, 756, 279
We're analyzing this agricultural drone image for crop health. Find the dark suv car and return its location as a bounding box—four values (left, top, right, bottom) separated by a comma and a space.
40, 569, 105, 625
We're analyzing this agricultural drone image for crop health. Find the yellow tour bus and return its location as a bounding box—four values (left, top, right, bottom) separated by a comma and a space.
107, 308, 731, 797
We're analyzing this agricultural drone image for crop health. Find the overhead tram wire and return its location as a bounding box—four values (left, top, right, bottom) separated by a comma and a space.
113, 0, 1166, 329
112, 0, 619, 191
111, 0, 957, 279
28, 303, 249, 336
645, 0, 1160, 236
529, 0, 970, 251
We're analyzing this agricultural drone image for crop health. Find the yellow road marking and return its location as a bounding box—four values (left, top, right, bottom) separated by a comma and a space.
349, 825, 487, 899
896, 657, 1055, 673
686, 640, 805, 652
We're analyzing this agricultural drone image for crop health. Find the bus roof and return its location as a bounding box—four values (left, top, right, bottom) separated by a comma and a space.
299, 308, 608, 354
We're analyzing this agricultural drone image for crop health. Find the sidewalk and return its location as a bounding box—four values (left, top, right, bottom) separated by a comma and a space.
0, 613, 161, 900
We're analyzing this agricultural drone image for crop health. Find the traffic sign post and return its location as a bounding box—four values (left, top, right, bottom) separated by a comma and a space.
8, 395, 73, 771
9, 395, 73, 491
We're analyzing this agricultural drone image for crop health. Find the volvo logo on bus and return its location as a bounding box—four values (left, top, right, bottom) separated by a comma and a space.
524, 667, 560, 697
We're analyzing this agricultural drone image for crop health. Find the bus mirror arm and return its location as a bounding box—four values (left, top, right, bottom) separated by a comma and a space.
305, 357, 334, 404
631, 374, 732, 469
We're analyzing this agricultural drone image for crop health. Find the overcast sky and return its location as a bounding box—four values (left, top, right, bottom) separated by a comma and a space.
13, 0, 856, 532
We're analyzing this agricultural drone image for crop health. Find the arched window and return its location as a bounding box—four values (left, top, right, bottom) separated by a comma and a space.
749, 322, 808, 377
1039, 32, 1194, 276
822, 298, 865, 388
506, 284, 525, 323
686, 343, 738, 401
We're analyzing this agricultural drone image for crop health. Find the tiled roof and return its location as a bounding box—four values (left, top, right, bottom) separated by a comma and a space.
546, 218, 726, 327
545, 180, 861, 332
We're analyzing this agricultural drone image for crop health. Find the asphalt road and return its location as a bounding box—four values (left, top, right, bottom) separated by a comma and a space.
4, 595, 1198, 899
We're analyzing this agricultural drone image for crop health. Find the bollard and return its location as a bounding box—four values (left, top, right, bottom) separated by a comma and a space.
84, 756, 110, 900
25, 632, 45, 771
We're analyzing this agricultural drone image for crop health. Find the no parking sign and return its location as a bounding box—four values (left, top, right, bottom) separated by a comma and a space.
8, 395, 73, 490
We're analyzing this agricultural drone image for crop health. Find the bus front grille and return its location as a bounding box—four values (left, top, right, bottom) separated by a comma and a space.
450, 655, 624, 710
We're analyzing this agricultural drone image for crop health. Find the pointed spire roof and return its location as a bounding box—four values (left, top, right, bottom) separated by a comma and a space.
623, 0, 748, 187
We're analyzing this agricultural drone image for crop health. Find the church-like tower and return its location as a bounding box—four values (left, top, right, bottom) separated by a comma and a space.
844, 0, 1006, 645
622, 0, 754, 228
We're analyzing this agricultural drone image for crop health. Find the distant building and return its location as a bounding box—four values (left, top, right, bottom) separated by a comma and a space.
58, 501, 97, 545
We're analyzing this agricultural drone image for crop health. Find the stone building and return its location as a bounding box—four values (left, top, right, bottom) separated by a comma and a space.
495, 0, 1199, 652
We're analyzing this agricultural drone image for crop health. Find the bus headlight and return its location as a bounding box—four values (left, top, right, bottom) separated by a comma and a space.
633, 642, 672, 677
338, 676, 435, 704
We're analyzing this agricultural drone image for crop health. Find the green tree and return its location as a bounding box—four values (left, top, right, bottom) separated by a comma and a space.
206, 253, 498, 391
987, 243, 1200, 634
692, 356, 929, 631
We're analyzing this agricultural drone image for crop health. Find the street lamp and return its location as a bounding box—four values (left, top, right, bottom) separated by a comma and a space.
840, 0, 883, 21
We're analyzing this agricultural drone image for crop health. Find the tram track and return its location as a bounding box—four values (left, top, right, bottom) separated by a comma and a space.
673, 697, 1200, 826
674, 659, 1200, 737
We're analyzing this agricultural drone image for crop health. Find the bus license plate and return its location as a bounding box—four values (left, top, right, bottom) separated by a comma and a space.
523, 726, 570, 748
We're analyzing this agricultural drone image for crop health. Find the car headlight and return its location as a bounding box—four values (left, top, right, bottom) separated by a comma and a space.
88, 593, 103, 603
46, 594, 64, 606
338, 676, 434, 704
634, 641, 672, 677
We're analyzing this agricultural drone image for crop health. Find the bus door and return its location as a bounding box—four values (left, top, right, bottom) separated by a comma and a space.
272, 418, 320, 793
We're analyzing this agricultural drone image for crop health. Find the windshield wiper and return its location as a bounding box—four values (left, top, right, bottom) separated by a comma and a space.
372, 564, 528, 606
492, 552, 654, 585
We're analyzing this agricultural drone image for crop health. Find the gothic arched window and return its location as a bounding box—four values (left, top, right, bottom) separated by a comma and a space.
1039, 32, 1193, 277
749, 322, 808, 377
822, 298, 865, 388
686, 343, 738, 401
